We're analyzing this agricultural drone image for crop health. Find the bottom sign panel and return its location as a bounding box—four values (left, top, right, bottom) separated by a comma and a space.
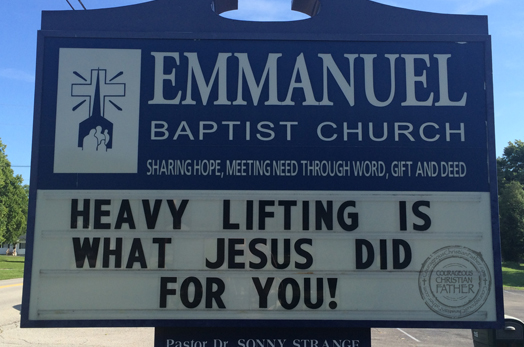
154, 327, 371, 347
23, 190, 500, 326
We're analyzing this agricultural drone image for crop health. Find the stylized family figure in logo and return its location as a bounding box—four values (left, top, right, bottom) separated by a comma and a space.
82, 126, 111, 151
77, 69, 114, 152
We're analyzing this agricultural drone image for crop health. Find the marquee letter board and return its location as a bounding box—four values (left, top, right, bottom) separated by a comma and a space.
21, 0, 503, 329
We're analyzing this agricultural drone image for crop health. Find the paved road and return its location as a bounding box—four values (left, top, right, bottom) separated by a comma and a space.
502, 288, 524, 317
372, 327, 473, 347
374, 288, 524, 347
0, 278, 152, 346
1, 279, 522, 346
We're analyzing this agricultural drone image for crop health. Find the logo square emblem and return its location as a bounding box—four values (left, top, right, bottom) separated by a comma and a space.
53, 48, 141, 173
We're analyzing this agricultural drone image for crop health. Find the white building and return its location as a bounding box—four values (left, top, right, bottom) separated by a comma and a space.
1, 235, 26, 256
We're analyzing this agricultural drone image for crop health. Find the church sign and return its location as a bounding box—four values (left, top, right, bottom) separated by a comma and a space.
22, 0, 503, 329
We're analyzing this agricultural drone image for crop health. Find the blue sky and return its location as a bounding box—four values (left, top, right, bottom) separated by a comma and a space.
0, 0, 522, 184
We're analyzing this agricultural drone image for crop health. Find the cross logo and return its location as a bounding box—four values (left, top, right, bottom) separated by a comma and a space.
53, 48, 141, 174
71, 69, 126, 152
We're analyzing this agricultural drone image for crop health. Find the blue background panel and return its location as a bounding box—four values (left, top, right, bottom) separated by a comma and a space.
35, 38, 489, 192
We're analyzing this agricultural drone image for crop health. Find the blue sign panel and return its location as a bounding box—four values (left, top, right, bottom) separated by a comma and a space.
22, 0, 503, 329
154, 327, 371, 347
36, 39, 487, 192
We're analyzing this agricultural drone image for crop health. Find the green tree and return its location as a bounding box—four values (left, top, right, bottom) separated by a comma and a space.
497, 140, 524, 262
498, 181, 524, 262
498, 140, 524, 187
0, 138, 29, 246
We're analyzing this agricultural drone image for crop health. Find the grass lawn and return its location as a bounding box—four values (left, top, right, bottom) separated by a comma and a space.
0, 255, 25, 281
502, 262, 524, 289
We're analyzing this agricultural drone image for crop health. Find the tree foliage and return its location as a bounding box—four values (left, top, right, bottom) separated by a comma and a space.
499, 181, 524, 262
0, 138, 28, 246
498, 140, 524, 187
497, 140, 524, 261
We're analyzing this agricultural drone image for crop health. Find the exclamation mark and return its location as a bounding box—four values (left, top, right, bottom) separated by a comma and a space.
327, 278, 338, 309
